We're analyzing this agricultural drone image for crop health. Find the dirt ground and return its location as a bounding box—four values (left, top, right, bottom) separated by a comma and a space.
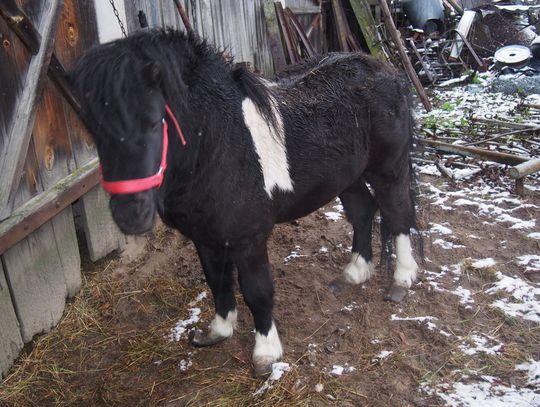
0, 163, 538, 406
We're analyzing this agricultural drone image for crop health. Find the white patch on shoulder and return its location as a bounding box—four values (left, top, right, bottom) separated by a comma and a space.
343, 252, 374, 284
394, 234, 418, 288
253, 322, 283, 360
242, 96, 294, 198
209, 309, 237, 338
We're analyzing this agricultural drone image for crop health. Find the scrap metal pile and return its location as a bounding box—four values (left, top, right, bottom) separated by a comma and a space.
267, 0, 540, 195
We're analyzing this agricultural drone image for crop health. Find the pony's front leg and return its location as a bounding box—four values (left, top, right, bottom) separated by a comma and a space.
231, 238, 283, 377
190, 242, 237, 346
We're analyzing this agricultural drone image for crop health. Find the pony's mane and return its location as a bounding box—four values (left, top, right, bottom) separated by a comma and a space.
71, 29, 278, 137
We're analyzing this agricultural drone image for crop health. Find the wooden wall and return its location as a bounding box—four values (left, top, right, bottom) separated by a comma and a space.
0, 0, 127, 378
124, 0, 275, 75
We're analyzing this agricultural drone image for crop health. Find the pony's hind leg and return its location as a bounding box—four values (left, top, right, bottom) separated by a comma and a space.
367, 164, 418, 302
190, 243, 237, 347
231, 238, 283, 377
331, 180, 378, 291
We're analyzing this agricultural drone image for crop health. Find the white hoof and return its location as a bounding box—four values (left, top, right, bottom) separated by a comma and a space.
394, 234, 418, 288
253, 322, 282, 376
342, 253, 374, 285
209, 309, 237, 339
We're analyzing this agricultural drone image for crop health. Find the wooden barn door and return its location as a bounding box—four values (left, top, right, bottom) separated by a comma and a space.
0, 0, 126, 377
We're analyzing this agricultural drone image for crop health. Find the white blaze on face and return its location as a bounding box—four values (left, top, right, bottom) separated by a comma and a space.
242, 96, 294, 198
394, 233, 418, 288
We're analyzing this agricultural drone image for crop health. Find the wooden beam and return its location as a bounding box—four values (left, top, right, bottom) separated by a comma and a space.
173, 0, 192, 31
331, 0, 351, 52
275, 1, 299, 64
0, 0, 63, 220
418, 139, 529, 166
378, 0, 432, 112
263, 0, 287, 72
0, 158, 99, 255
284, 7, 316, 58
508, 158, 540, 179
349, 0, 386, 59
0, 0, 41, 54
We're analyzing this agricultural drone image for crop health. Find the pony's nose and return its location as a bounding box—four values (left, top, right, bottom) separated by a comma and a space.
109, 192, 155, 234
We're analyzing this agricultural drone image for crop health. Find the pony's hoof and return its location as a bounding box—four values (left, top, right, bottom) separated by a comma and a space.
188, 329, 228, 347
385, 285, 409, 302
329, 276, 349, 293
253, 356, 277, 377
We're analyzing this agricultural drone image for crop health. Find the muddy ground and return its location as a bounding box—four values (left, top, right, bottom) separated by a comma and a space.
0, 165, 538, 406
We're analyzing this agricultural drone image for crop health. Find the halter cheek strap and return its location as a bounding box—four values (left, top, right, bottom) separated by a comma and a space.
100, 104, 186, 195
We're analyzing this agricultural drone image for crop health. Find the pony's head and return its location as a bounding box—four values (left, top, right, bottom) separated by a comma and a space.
71, 40, 171, 234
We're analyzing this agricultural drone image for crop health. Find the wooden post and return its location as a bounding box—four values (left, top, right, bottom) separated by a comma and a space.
508, 158, 540, 179
0, 0, 63, 220
378, 0, 432, 112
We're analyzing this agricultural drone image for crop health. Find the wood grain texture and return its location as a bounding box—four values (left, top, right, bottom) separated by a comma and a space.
2, 221, 69, 342
0, 261, 23, 379
77, 185, 126, 262
0, 0, 63, 220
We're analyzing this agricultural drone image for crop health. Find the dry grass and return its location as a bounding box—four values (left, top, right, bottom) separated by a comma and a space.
0, 243, 328, 407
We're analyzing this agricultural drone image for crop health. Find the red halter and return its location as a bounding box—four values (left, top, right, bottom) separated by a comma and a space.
100, 104, 186, 195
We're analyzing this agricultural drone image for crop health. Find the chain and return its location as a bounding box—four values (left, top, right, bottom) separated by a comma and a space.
108, 0, 127, 38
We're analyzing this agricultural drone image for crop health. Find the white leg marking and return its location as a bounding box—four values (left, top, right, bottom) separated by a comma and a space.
253, 322, 283, 362
342, 252, 374, 284
242, 96, 294, 198
208, 309, 237, 339
394, 234, 418, 288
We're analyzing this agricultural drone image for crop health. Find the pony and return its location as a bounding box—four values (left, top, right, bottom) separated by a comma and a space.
71, 29, 419, 376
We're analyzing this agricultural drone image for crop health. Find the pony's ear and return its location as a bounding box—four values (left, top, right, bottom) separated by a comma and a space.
143, 61, 162, 87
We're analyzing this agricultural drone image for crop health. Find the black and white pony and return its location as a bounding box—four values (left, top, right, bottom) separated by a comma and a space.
71, 29, 419, 376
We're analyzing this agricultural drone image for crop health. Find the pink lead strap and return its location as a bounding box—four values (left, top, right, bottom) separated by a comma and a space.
100, 104, 185, 194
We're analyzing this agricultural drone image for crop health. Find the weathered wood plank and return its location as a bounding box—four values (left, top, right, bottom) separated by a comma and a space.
77, 185, 126, 262
0, 159, 99, 255
0, 0, 63, 220
0, 260, 23, 379
0, 17, 31, 152
349, 0, 386, 59
3, 220, 69, 343
0, 0, 41, 54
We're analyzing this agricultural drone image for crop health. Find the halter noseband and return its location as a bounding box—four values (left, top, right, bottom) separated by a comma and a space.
100, 104, 186, 195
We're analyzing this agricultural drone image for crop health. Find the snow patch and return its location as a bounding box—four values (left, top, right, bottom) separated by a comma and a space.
517, 255, 540, 272
188, 291, 207, 307
430, 223, 453, 235
170, 308, 202, 341
433, 239, 465, 250
284, 245, 306, 263
421, 377, 540, 407
486, 272, 540, 323
472, 258, 496, 269
459, 334, 502, 356
253, 362, 291, 395
372, 350, 393, 363
515, 359, 540, 388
